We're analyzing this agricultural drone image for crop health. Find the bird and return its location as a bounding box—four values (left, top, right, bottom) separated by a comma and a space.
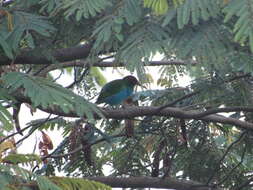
96, 75, 141, 105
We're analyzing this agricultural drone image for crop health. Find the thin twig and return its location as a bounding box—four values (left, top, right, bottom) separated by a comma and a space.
234, 177, 253, 190
53, 70, 64, 82
43, 129, 158, 160
43, 133, 126, 159
217, 144, 247, 186
193, 107, 253, 119
33, 65, 51, 76
0, 124, 32, 144
157, 91, 199, 111
25, 67, 32, 74
15, 114, 53, 145
66, 66, 90, 89
206, 131, 247, 185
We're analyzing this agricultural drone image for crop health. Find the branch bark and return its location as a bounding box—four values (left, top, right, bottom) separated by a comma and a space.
84, 176, 218, 190
0, 44, 92, 66
40, 60, 198, 73
0, 42, 197, 68
26, 176, 219, 190
102, 107, 253, 130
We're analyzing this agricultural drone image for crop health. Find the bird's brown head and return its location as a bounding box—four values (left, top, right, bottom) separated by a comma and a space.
123, 75, 141, 86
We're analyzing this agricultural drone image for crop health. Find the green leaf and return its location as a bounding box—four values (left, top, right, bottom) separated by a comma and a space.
3, 154, 42, 166
3, 11, 56, 53
175, 0, 221, 28
63, 0, 111, 20
37, 176, 61, 190
162, 9, 176, 26
0, 105, 13, 132
117, 23, 169, 72
49, 176, 112, 190
122, 0, 142, 25
169, 20, 231, 67
0, 88, 15, 132
0, 33, 14, 59
25, 32, 35, 49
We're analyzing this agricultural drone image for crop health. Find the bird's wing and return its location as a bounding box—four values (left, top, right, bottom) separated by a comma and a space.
96, 79, 126, 103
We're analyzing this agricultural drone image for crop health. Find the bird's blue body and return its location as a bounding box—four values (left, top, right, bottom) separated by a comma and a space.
102, 87, 133, 105
96, 75, 140, 106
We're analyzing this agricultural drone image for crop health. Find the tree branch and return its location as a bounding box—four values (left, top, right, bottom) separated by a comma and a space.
217, 143, 247, 186
206, 131, 247, 185
0, 44, 92, 66
52, 106, 253, 130
22, 176, 220, 190
0, 41, 198, 68
40, 60, 198, 73
13, 93, 253, 130
84, 176, 219, 190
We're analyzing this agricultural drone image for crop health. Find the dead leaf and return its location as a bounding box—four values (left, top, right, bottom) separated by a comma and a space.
0, 140, 15, 162
41, 131, 53, 150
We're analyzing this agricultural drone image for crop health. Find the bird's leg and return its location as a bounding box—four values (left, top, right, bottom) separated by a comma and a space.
122, 96, 139, 108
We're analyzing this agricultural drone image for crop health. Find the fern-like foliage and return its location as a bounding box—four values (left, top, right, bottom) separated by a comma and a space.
40, 0, 111, 20
0, 11, 54, 59
0, 164, 111, 190
37, 176, 62, 190
50, 177, 111, 190
163, 0, 221, 28
122, 0, 143, 25
0, 11, 56, 56
116, 23, 170, 73
223, 0, 253, 52
91, 0, 143, 53
63, 0, 111, 20
2, 154, 42, 166
143, 0, 170, 15
168, 21, 231, 65
27, 117, 71, 134
2, 72, 103, 122
143, 0, 184, 15
91, 16, 119, 53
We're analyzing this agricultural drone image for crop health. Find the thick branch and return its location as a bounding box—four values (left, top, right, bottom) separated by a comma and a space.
105, 107, 253, 130
84, 176, 218, 190
14, 94, 253, 130
25, 176, 219, 190
0, 41, 198, 68
0, 44, 92, 66
41, 60, 198, 72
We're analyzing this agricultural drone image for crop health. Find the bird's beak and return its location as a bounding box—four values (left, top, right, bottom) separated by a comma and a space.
137, 82, 147, 89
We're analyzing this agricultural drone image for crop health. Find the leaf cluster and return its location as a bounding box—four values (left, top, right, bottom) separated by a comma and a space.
0, 164, 111, 190
2, 72, 102, 122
